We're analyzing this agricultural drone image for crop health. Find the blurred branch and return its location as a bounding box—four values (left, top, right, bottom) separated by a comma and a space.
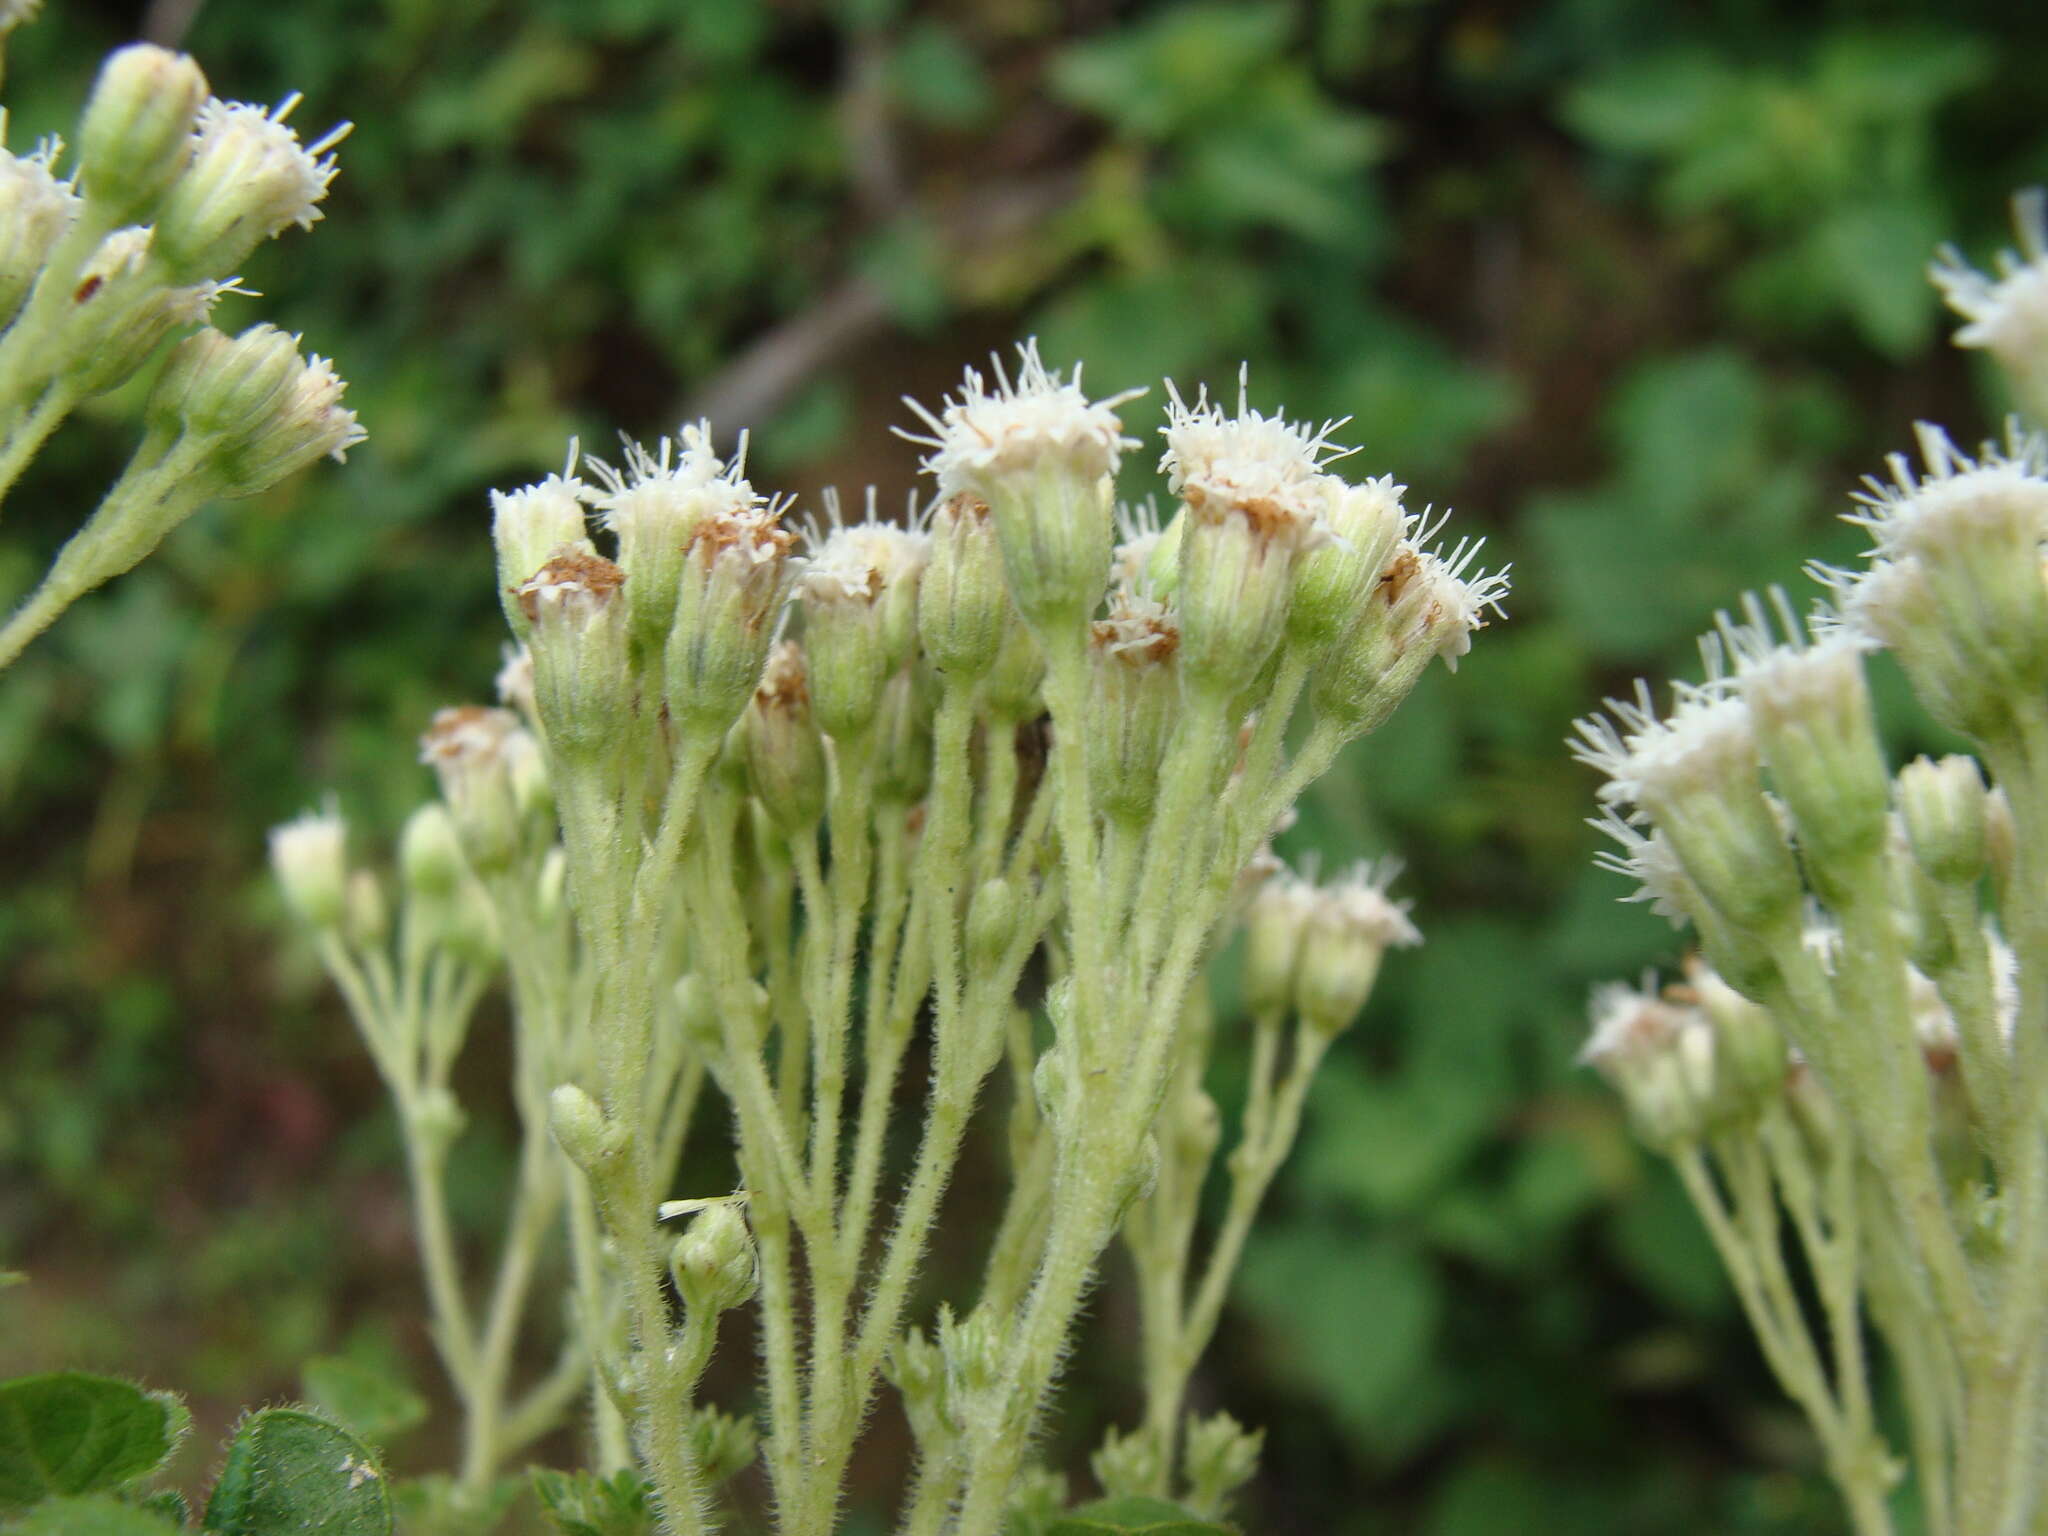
681, 169, 1080, 429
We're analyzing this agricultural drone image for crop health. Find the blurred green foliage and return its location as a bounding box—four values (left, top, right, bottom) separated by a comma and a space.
3, 0, 2047, 1532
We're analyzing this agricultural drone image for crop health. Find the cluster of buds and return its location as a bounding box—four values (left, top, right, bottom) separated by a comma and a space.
1575, 193, 2048, 1536
0, 37, 359, 670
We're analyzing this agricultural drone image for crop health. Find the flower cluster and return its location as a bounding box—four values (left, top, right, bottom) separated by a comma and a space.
0, 38, 357, 672
278, 343, 1504, 1534
1576, 193, 2048, 1536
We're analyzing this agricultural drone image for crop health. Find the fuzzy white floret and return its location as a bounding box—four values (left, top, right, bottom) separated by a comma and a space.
1847, 420, 2048, 562
1931, 190, 2048, 359
1580, 976, 1695, 1068
1418, 533, 1511, 669
190, 95, 348, 236
900, 339, 1141, 496
1315, 857, 1423, 949
1159, 367, 1350, 550
1570, 672, 1754, 814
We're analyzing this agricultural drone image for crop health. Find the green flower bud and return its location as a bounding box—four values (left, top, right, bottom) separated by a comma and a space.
1897, 753, 1989, 888
1686, 959, 1788, 1116
1168, 1087, 1221, 1174
76, 44, 208, 223
549, 1082, 622, 1175
399, 801, 467, 899
0, 139, 81, 328
1720, 596, 1888, 889
919, 493, 1011, 681
937, 1304, 1005, 1406
666, 499, 797, 736
872, 664, 936, 807
490, 470, 592, 640
905, 342, 1133, 630
1293, 861, 1420, 1034
432, 878, 500, 967
148, 322, 299, 441
518, 552, 634, 761
798, 507, 929, 740
1241, 870, 1314, 1017
741, 641, 827, 834
153, 95, 347, 281
411, 1086, 466, 1159
884, 1327, 954, 1451
269, 805, 348, 930
1086, 593, 1180, 826
57, 227, 213, 397
965, 876, 1022, 969
669, 1202, 758, 1315
1286, 475, 1408, 653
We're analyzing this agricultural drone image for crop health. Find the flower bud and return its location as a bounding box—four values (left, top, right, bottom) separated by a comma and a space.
419, 706, 535, 873
207, 350, 365, 494
1085, 591, 1180, 826
1286, 476, 1408, 654
1293, 861, 1420, 1033
1159, 378, 1346, 697
666, 496, 797, 736
1846, 425, 2048, 706
269, 806, 348, 929
1241, 869, 1314, 1016
590, 424, 742, 660
1897, 753, 1989, 888
884, 1328, 954, 1450
518, 552, 634, 761
669, 1202, 758, 1315
76, 44, 208, 222
0, 139, 81, 328
741, 642, 826, 834
58, 227, 217, 397
1686, 958, 1787, 1114
673, 974, 723, 1053
147, 322, 300, 443
937, 1304, 1005, 1405
1932, 191, 2048, 434
903, 342, 1134, 629
549, 1082, 623, 1175
1581, 981, 1716, 1150
153, 95, 347, 281
1721, 597, 1888, 886
411, 1086, 466, 1159
399, 801, 467, 899
966, 876, 1022, 969
798, 504, 929, 741
491, 470, 592, 640
918, 493, 1011, 681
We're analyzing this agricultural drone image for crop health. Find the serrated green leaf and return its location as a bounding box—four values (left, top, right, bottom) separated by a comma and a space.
0, 1374, 178, 1510
531, 1467, 655, 1536
201, 1410, 391, 1536
3, 1492, 184, 1535
1046, 1494, 1233, 1536
301, 1359, 427, 1448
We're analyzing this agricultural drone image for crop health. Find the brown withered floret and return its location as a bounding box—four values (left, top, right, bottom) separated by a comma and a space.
513, 549, 626, 624
420, 703, 521, 766
755, 640, 811, 711
1377, 547, 1423, 605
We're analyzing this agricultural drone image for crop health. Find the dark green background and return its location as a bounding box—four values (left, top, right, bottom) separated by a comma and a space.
3, 0, 2044, 1530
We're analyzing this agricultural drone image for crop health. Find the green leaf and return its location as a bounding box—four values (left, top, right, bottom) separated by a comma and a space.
1046, 1495, 1234, 1536
201, 1410, 392, 1536
531, 1467, 656, 1536
0, 1374, 181, 1510
300, 1359, 427, 1448
3, 1492, 184, 1535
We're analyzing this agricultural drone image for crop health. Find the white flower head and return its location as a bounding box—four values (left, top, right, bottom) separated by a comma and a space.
1413, 530, 1511, 670
269, 800, 348, 927
1588, 805, 1693, 924
899, 339, 1141, 497
1847, 420, 2048, 565
1570, 670, 1755, 818
1312, 857, 1423, 950
1931, 190, 2048, 363
191, 94, 347, 235
589, 420, 756, 547
798, 487, 932, 606
1580, 975, 1697, 1070
1089, 584, 1179, 667
0, 126, 81, 274
1111, 498, 1171, 591
1159, 366, 1350, 551
1712, 587, 1872, 729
